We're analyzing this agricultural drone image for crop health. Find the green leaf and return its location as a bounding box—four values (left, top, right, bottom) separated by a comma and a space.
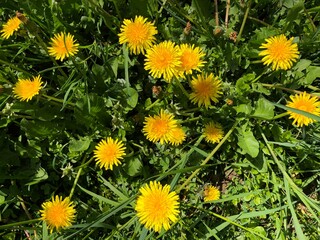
124, 157, 142, 177
251, 98, 274, 120
286, 1, 304, 22
236, 73, 256, 93
192, 0, 213, 20
26, 167, 48, 186
123, 87, 138, 109
302, 66, 320, 85
234, 104, 253, 115
294, 59, 311, 72
237, 126, 259, 158
20, 119, 61, 140
69, 137, 91, 152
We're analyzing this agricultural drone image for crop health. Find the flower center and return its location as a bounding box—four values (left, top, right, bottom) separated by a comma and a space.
47, 205, 66, 226
102, 145, 117, 161
269, 42, 289, 61
154, 49, 174, 69
196, 81, 212, 97
153, 119, 170, 136
127, 23, 148, 43
181, 51, 198, 70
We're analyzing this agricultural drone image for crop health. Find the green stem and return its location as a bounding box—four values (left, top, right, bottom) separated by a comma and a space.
175, 78, 189, 98
184, 204, 270, 240
42, 94, 76, 107
248, 16, 271, 27
0, 219, 40, 229
145, 99, 160, 111
236, 0, 252, 43
303, 6, 317, 32
272, 112, 289, 120
123, 44, 130, 91
69, 155, 89, 199
176, 120, 238, 193
181, 116, 201, 123
0, 59, 32, 77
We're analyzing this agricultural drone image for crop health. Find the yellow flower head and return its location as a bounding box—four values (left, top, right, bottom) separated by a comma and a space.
143, 110, 178, 144
178, 44, 206, 78
286, 91, 320, 127
135, 181, 180, 232
93, 137, 126, 170
259, 34, 299, 71
168, 127, 186, 146
203, 122, 224, 144
48, 32, 79, 61
40, 196, 76, 233
144, 41, 181, 82
118, 15, 158, 55
203, 185, 220, 202
13, 75, 43, 101
1, 16, 22, 39
189, 73, 222, 108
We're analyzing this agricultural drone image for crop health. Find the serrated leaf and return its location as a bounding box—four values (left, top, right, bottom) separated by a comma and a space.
237, 127, 259, 158
234, 104, 253, 115
69, 137, 91, 152
124, 157, 142, 177
251, 98, 274, 120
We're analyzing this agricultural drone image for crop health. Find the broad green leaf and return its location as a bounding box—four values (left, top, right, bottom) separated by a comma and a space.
69, 136, 91, 152
124, 157, 142, 177
234, 104, 253, 115
302, 66, 320, 85
251, 98, 274, 120
237, 127, 259, 158
294, 59, 311, 72
236, 73, 256, 93
123, 87, 138, 109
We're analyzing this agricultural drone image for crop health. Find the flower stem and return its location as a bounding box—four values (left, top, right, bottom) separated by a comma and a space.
145, 99, 160, 111
175, 78, 189, 98
0, 219, 40, 230
69, 155, 89, 199
123, 44, 130, 91
42, 94, 76, 107
181, 116, 201, 123
176, 120, 238, 193
272, 112, 290, 120
236, 0, 252, 44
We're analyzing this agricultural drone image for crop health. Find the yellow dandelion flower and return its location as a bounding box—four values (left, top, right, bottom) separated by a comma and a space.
203, 122, 224, 144
286, 91, 320, 127
203, 185, 220, 202
189, 73, 222, 108
40, 196, 76, 233
259, 34, 299, 71
1, 16, 22, 39
178, 44, 206, 78
135, 181, 180, 232
13, 75, 43, 101
168, 127, 186, 146
144, 41, 181, 83
93, 137, 126, 170
143, 110, 178, 144
48, 32, 79, 61
118, 15, 158, 55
